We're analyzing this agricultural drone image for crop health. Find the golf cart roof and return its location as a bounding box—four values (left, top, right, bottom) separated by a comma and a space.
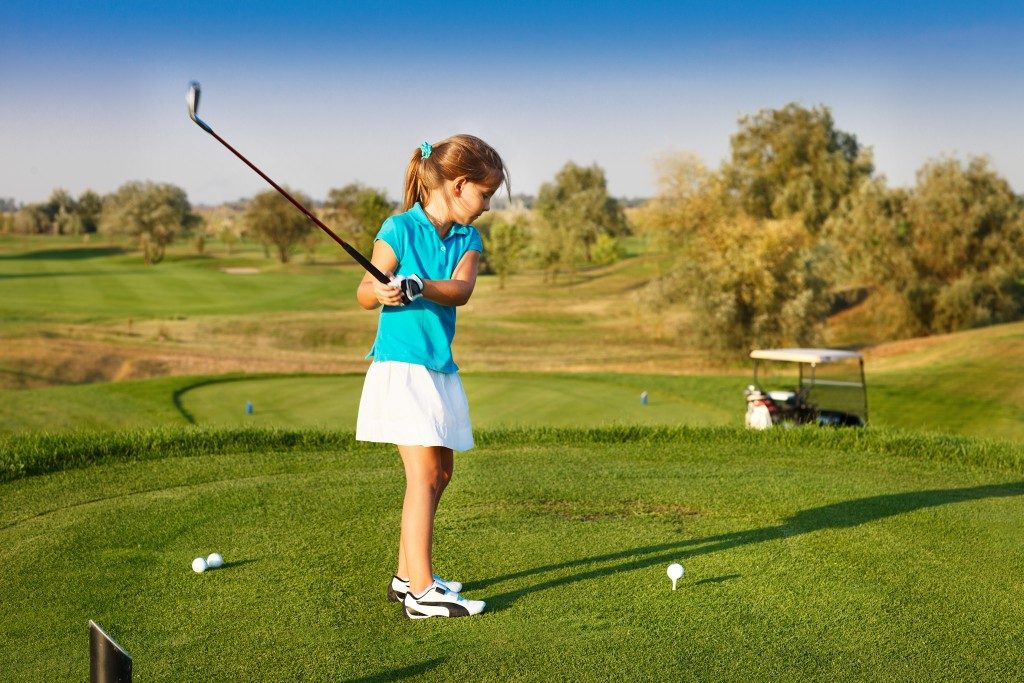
750, 348, 862, 364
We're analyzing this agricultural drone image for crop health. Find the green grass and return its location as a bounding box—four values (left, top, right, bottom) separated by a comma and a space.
0, 372, 741, 435
3, 235, 1024, 445
176, 372, 740, 429
4, 364, 1023, 441
0, 237, 364, 324
3, 235, 1023, 679
1, 427, 1022, 680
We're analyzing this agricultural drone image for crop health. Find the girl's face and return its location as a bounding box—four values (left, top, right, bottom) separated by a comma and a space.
451, 179, 499, 225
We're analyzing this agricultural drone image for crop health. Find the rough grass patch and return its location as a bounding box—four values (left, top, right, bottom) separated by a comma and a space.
2, 425, 1021, 484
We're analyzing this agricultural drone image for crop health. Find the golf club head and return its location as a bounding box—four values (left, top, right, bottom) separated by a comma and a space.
187, 81, 213, 133
187, 81, 200, 118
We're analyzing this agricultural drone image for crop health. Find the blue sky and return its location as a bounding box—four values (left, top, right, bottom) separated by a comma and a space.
2, 1, 1023, 205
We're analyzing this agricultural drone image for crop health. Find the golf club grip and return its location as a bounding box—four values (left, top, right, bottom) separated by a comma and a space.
203, 127, 391, 285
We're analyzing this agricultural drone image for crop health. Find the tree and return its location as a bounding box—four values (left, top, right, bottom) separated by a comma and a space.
827, 156, 1024, 335
534, 162, 628, 280
634, 152, 734, 254
482, 214, 529, 289
244, 189, 314, 263
678, 215, 831, 353
590, 232, 625, 266
13, 204, 50, 234
824, 178, 922, 336
725, 103, 873, 233
77, 190, 103, 234
46, 188, 79, 235
322, 184, 395, 258
99, 181, 197, 264
217, 213, 243, 255
636, 106, 862, 351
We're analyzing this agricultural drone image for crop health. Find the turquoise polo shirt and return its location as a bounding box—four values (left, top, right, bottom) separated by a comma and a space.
366, 203, 483, 373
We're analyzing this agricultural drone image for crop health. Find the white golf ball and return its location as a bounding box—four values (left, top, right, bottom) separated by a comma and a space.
206, 552, 224, 569
667, 563, 684, 581
191, 557, 208, 573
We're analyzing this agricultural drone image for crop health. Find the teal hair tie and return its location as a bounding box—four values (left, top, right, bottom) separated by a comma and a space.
419, 141, 432, 159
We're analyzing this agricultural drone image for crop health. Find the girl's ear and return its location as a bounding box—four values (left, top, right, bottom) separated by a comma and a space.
452, 177, 468, 196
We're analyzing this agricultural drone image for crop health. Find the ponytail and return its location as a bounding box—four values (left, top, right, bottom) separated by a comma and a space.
401, 134, 509, 212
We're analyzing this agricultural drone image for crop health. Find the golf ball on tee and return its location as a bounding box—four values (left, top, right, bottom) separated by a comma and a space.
667, 563, 684, 589
191, 557, 208, 573
206, 552, 224, 569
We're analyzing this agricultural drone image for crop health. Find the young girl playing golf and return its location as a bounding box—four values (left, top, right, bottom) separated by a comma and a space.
355, 134, 507, 619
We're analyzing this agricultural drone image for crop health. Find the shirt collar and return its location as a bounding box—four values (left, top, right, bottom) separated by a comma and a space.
412, 202, 470, 236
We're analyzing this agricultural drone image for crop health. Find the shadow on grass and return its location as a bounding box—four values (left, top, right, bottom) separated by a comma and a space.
473, 481, 1024, 612
694, 574, 740, 586
0, 270, 117, 280
0, 246, 125, 260
219, 559, 257, 570
344, 657, 446, 682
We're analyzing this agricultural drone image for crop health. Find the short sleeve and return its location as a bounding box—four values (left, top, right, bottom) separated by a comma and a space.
375, 216, 404, 262
467, 227, 483, 254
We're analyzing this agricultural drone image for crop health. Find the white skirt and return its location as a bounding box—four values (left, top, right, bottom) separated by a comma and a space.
356, 361, 474, 452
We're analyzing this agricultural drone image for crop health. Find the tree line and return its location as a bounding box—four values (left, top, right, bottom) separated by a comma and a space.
635, 103, 1024, 350
0, 164, 629, 281
0, 182, 403, 266
3, 101, 1022, 347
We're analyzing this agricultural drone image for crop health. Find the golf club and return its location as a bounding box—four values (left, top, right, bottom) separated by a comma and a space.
186, 81, 391, 286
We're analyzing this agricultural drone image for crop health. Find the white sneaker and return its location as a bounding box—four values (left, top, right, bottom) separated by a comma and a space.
404, 582, 485, 619
388, 574, 463, 602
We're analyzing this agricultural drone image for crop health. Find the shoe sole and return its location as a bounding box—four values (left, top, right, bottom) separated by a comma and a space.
403, 602, 483, 619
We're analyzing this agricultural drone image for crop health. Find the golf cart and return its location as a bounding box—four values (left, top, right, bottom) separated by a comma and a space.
744, 348, 868, 429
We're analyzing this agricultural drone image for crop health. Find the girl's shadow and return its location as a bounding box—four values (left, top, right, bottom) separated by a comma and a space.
468, 481, 1024, 612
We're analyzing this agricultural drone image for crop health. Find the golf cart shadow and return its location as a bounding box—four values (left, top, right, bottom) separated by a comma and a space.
470, 481, 1024, 612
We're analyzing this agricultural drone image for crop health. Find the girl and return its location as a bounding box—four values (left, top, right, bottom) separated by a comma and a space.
355, 134, 507, 619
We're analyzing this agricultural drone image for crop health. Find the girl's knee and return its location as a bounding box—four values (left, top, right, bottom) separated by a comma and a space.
401, 446, 453, 492
407, 466, 448, 494
433, 468, 451, 493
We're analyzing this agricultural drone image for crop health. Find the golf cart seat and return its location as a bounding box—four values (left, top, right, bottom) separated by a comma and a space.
767, 390, 798, 405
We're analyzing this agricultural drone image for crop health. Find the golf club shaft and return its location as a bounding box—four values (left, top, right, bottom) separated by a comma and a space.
189, 92, 390, 284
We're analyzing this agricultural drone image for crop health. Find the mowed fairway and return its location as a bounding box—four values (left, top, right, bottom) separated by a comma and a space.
0, 239, 359, 324
1, 428, 1022, 681
0, 372, 740, 434
175, 372, 739, 429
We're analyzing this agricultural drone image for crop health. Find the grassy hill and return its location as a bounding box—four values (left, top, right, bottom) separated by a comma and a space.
0, 234, 706, 388
2, 234, 1023, 440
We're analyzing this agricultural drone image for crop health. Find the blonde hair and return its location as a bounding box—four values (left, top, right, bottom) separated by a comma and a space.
402, 134, 509, 212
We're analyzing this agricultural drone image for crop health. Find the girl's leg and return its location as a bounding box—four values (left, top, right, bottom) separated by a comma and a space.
396, 446, 453, 594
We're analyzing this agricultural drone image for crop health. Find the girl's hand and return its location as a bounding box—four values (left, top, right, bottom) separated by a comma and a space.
356, 241, 401, 310
373, 273, 405, 307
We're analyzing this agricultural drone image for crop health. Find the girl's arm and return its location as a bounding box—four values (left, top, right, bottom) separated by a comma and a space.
356, 240, 402, 310
421, 251, 479, 307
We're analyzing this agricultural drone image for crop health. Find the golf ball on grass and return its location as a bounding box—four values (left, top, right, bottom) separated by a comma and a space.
667, 563, 684, 590
192, 557, 208, 573
206, 552, 224, 569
